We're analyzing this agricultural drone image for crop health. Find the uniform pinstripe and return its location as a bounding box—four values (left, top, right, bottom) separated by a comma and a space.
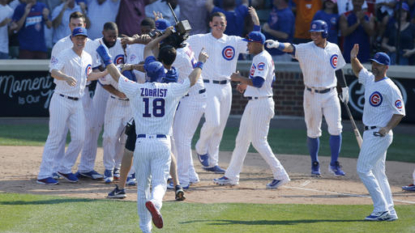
187, 33, 247, 167
118, 75, 190, 233
49, 36, 101, 174
126, 43, 146, 83
356, 68, 405, 215
294, 41, 346, 138
172, 43, 205, 186
38, 48, 92, 179
224, 50, 290, 184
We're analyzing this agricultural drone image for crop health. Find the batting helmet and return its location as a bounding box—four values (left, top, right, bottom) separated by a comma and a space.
309, 20, 328, 38
144, 61, 165, 83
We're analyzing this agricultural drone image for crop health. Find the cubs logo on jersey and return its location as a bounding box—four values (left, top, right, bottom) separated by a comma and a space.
395, 100, 403, 109
51, 56, 58, 65
369, 91, 382, 107
85, 64, 92, 76
330, 54, 338, 68
114, 54, 124, 65
258, 62, 265, 71
222, 46, 235, 61
129, 54, 136, 63
250, 64, 256, 77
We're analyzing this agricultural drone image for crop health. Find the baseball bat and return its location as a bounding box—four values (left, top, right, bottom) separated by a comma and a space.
341, 100, 363, 149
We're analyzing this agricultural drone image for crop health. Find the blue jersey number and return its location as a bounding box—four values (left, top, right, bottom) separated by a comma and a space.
143, 98, 165, 117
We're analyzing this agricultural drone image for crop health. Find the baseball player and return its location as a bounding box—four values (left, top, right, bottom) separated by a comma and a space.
49, 11, 102, 180
350, 44, 405, 221
402, 169, 415, 191
187, 7, 260, 174
37, 27, 106, 184
265, 20, 349, 177
96, 26, 208, 232
214, 31, 290, 188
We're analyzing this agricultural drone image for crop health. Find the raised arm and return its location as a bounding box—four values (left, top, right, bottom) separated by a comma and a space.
188, 48, 209, 87
350, 44, 364, 77
265, 40, 294, 53
143, 27, 173, 60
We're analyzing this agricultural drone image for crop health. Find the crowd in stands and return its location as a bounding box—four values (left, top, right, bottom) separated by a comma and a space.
0, 0, 414, 64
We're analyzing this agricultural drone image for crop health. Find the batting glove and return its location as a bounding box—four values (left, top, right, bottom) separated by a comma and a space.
96, 44, 112, 67
265, 39, 280, 49
339, 87, 349, 104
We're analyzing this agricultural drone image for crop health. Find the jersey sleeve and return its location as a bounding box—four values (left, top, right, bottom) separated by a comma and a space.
388, 85, 406, 116
118, 75, 141, 98
50, 52, 65, 72
236, 37, 248, 54
335, 45, 346, 70
252, 56, 269, 79
293, 43, 307, 60
99, 75, 111, 85
358, 67, 371, 86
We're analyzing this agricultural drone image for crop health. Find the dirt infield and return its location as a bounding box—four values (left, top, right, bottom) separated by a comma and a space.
1, 146, 414, 205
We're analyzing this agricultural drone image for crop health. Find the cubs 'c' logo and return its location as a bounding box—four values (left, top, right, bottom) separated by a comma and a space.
114, 54, 124, 64
250, 64, 256, 77
222, 46, 235, 61
395, 100, 403, 109
369, 91, 382, 107
85, 64, 92, 76
330, 54, 338, 68
258, 62, 265, 71
129, 54, 136, 63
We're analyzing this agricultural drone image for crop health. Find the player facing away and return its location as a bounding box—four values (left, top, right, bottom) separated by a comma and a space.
37, 27, 106, 184
96, 26, 209, 232
351, 44, 405, 221
214, 31, 290, 188
266, 20, 349, 177
187, 7, 260, 174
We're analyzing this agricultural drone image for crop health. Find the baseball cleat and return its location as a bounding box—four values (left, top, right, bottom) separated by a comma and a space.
107, 185, 126, 199
52, 172, 61, 180
387, 209, 398, 221
197, 153, 209, 167
77, 170, 104, 180
104, 169, 113, 183
311, 161, 321, 177
126, 174, 137, 186
113, 168, 120, 180
328, 161, 346, 176
402, 183, 415, 191
145, 201, 163, 229
57, 172, 79, 183
266, 179, 290, 189
203, 165, 226, 174
175, 187, 186, 201
364, 211, 391, 221
37, 177, 59, 185
213, 176, 238, 186
167, 182, 189, 190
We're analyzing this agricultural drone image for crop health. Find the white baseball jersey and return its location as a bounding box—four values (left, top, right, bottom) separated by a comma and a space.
50, 48, 92, 98
244, 50, 275, 97
187, 33, 247, 81
358, 68, 406, 127
294, 41, 346, 88
125, 43, 146, 83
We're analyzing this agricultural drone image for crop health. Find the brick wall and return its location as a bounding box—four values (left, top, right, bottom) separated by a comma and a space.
231, 70, 305, 116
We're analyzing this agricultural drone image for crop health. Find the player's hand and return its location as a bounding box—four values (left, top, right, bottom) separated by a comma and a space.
230, 71, 241, 82
42, 8, 49, 19
350, 44, 359, 60
65, 76, 77, 86
164, 26, 174, 36
118, 92, 127, 99
153, 11, 163, 21
339, 87, 349, 104
265, 39, 280, 49
236, 83, 247, 93
248, 6, 259, 25
121, 36, 135, 45
376, 127, 389, 137
198, 48, 209, 63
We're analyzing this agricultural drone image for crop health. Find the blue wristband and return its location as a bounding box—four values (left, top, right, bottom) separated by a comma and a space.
253, 25, 261, 31
195, 61, 204, 70
277, 43, 286, 51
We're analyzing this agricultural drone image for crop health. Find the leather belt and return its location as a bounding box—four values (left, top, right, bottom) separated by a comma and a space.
137, 134, 166, 139
185, 88, 206, 97
364, 126, 377, 131
110, 95, 129, 101
59, 94, 79, 101
247, 96, 272, 100
306, 87, 332, 94
203, 79, 228, 84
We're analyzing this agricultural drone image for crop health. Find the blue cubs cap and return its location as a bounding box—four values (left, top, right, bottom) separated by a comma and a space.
72, 27, 87, 37
243, 31, 266, 44
370, 52, 390, 66
155, 19, 171, 32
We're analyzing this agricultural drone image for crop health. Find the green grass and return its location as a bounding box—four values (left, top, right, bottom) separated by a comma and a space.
0, 123, 414, 162
0, 193, 414, 233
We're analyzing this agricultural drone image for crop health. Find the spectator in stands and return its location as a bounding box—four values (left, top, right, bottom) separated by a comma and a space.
262, 0, 295, 61
381, 2, 415, 65
293, 0, 322, 43
116, 0, 157, 37
87, 0, 120, 40
206, 0, 250, 36
145, 0, 180, 26
339, 0, 375, 63
374, 0, 396, 48
0, 0, 13, 59
313, 0, 340, 45
177, 0, 209, 35
52, 0, 89, 44
11, 0, 52, 59
409, 0, 415, 24
337, 0, 367, 15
